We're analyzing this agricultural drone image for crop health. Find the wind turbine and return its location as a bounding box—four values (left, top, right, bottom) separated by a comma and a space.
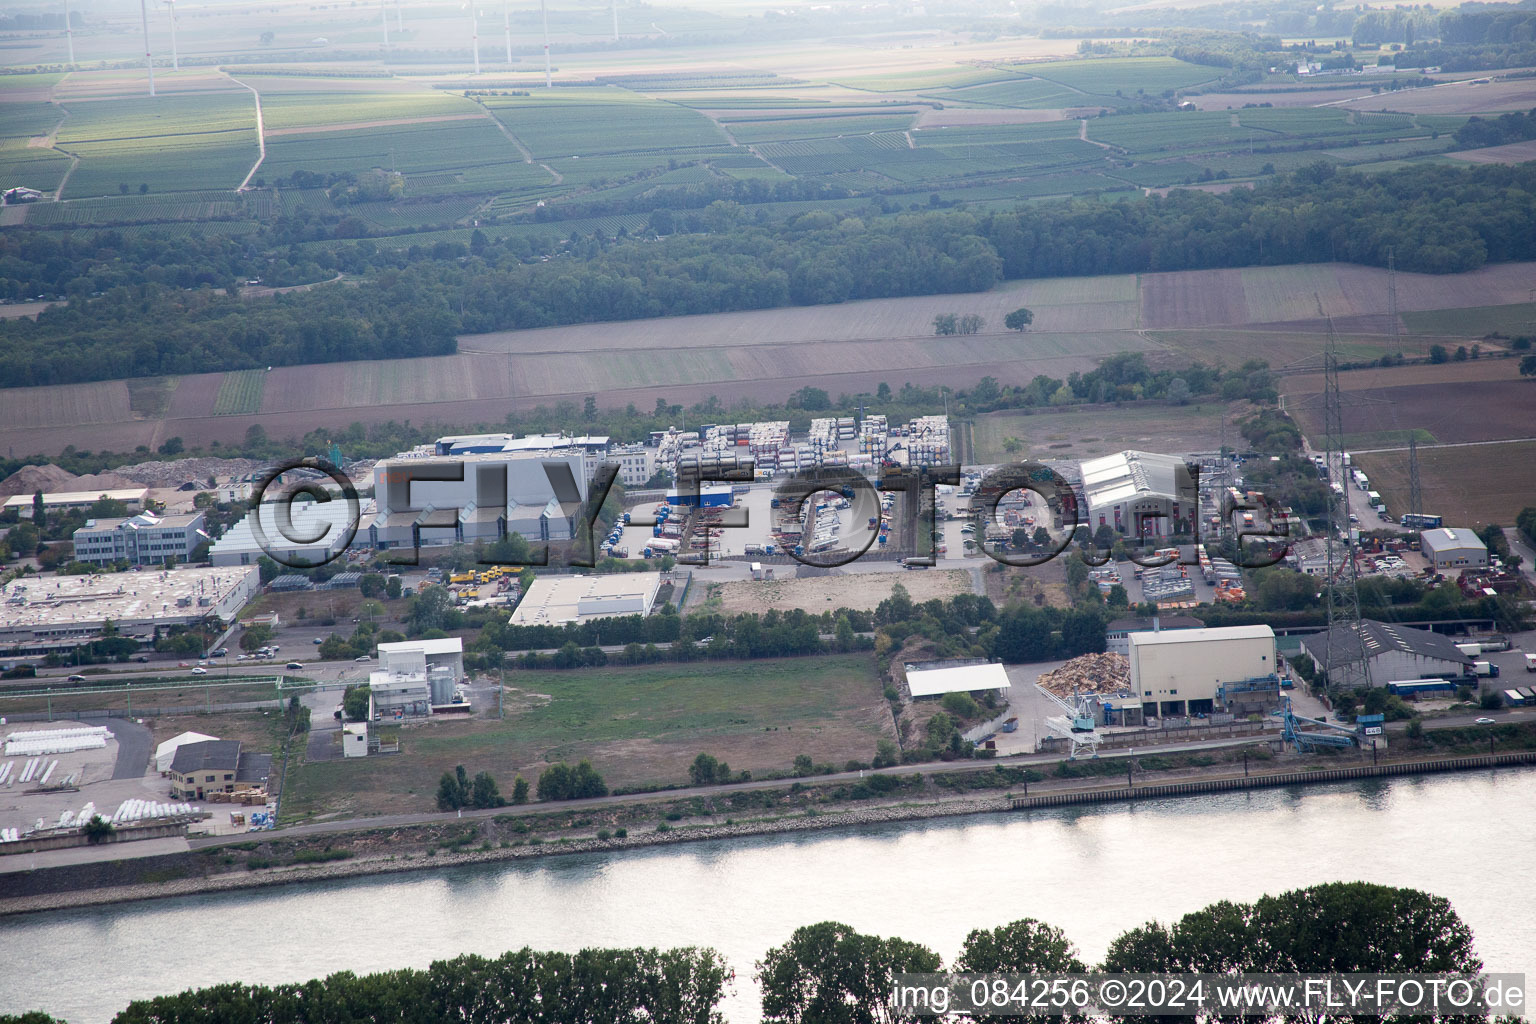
139, 0, 156, 96
540, 0, 551, 87
62, 0, 75, 67
611, 0, 618, 40
380, 0, 389, 47
503, 0, 512, 64
396, 0, 402, 32
468, 3, 479, 74
164, 0, 178, 71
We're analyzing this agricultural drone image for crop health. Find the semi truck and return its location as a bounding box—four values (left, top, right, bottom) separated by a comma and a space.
1471, 661, 1501, 678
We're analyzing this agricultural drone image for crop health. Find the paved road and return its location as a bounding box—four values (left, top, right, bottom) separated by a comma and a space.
108, 718, 152, 780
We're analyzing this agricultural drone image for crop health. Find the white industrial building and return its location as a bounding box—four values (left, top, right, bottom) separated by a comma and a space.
609, 443, 657, 488
1128, 624, 1277, 717
1419, 528, 1488, 571
2, 488, 148, 519
72, 511, 209, 566
1299, 619, 1474, 687
903, 660, 1011, 699
1080, 450, 1194, 538
210, 499, 370, 568
367, 449, 590, 552
1104, 614, 1205, 656
509, 572, 663, 627
0, 566, 260, 656
370, 637, 465, 719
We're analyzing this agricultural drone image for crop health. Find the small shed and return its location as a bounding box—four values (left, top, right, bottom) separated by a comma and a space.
342, 721, 368, 758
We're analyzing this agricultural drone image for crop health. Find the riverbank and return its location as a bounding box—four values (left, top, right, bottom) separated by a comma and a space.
6, 744, 1536, 917
0, 794, 1011, 916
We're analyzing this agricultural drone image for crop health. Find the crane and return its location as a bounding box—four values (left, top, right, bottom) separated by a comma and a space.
1278, 696, 1374, 752
1034, 683, 1102, 759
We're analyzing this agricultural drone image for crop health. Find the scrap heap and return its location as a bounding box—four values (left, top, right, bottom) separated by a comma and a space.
1037, 652, 1130, 698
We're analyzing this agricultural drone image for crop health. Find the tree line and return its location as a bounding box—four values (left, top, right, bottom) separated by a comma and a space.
3, 883, 1499, 1024
8, 160, 1536, 387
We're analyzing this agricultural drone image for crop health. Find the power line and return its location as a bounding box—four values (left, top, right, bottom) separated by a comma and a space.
1318, 293, 1371, 691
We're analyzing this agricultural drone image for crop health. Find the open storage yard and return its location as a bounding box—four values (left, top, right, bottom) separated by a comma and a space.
278, 654, 893, 819
708, 569, 974, 616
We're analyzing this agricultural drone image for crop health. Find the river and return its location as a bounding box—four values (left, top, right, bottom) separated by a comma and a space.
3, 768, 1534, 1023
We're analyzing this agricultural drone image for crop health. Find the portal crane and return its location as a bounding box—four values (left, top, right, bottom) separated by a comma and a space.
1034, 684, 1103, 759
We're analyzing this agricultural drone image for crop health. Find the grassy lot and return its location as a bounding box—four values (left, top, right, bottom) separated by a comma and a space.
972, 401, 1231, 462
1353, 440, 1536, 527
280, 653, 893, 820
1402, 302, 1536, 338
0, 678, 283, 716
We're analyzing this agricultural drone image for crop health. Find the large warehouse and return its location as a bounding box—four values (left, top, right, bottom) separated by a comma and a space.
1299, 619, 1474, 687
903, 660, 1011, 699
0, 566, 260, 656
211, 499, 370, 567
1128, 624, 1277, 718
509, 572, 663, 627
1419, 528, 1488, 571
1079, 450, 1194, 539
367, 448, 591, 552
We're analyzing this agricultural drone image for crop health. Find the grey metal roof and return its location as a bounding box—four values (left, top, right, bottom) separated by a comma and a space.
1420, 528, 1486, 554
169, 739, 242, 775
1301, 619, 1474, 672
235, 751, 272, 783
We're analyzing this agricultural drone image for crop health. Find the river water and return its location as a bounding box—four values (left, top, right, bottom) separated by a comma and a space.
3, 768, 1534, 1023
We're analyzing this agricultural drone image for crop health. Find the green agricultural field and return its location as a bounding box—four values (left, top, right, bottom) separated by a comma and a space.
927, 77, 1086, 109
723, 113, 917, 144
259, 119, 533, 194
280, 653, 891, 817
0, 101, 64, 140
0, 140, 73, 193
1020, 56, 1223, 98
61, 132, 258, 197
482, 88, 729, 159
256, 88, 479, 130
0, 72, 67, 94
48, 93, 259, 197
1088, 111, 1257, 154
835, 66, 1021, 92
213, 369, 266, 415
1401, 302, 1536, 337
910, 121, 1081, 147
23, 191, 247, 225
55, 93, 257, 142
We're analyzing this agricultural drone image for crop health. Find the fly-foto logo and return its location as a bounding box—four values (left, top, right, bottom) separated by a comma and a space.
249, 456, 1292, 571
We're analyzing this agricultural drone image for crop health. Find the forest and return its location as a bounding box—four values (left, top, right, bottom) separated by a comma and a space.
4, 159, 1536, 388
